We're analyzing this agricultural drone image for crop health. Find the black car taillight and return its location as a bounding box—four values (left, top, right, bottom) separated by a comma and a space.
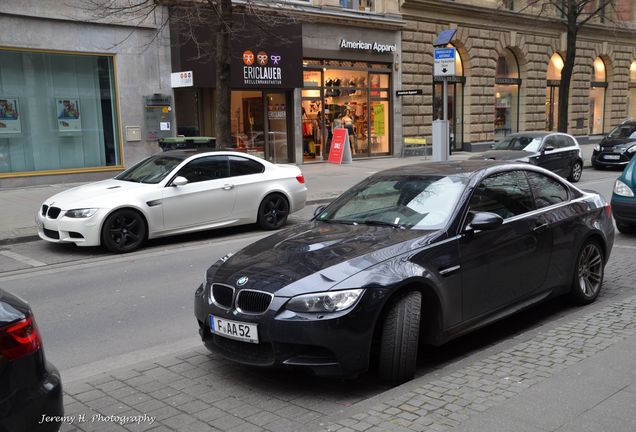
0, 315, 42, 361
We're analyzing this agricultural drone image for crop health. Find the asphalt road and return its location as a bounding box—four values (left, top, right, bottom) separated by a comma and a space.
0, 168, 629, 385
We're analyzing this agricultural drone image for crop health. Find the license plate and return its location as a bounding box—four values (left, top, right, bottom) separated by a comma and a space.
604, 154, 620, 160
209, 315, 258, 344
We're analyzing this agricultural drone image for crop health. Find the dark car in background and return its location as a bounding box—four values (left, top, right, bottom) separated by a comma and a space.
592, 120, 636, 169
195, 161, 613, 384
611, 155, 636, 233
0, 289, 63, 432
471, 132, 583, 182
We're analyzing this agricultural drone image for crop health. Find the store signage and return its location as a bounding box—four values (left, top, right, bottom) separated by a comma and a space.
339, 39, 397, 54
405, 137, 427, 145
434, 76, 466, 84
547, 80, 561, 86
495, 77, 522, 85
170, 71, 193, 88
396, 89, 423, 96
434, 48, 456, 76
144, 94, 173, 141
591, 81, 608, 88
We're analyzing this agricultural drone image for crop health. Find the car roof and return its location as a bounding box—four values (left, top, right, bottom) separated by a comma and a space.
376, 160, 523, 177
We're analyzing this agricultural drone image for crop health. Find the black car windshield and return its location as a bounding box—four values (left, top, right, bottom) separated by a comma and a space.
492, 135, 542, 152
316, 174, 469, 230
115, 155, 183, 184
608, 125, 636, 139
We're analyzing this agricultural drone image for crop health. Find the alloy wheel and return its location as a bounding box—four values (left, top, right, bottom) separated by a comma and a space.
576, 243, 603, 298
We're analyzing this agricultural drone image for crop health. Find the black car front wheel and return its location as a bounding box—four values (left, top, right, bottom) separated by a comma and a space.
101, 209, 147, 253
378, 291, 421, 385
257, 193, 289, 230
569, 241, 604, 304
568, 160, 583, 183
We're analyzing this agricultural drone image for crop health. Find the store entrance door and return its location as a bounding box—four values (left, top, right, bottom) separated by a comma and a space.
546, 85, 559, 131
265, 92, 291, 163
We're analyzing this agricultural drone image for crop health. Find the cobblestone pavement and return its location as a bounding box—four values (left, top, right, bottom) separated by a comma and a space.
58, 246, 636, 432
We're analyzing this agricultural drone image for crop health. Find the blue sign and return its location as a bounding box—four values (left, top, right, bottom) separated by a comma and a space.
434, 48, 455, 60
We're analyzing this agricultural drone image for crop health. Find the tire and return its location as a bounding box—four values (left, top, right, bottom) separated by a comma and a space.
569, 241, 604, 305
616, 222, 636, 234
567, 160, 583, 182
257, 193, 290, 230
101, 209, 146, 253
378, 291, 421, 385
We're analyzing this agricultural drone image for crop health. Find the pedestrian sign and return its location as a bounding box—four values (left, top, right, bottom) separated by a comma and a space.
434, 48, 456, 77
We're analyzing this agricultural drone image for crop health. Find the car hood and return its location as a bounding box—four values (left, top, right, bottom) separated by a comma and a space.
43, 179, 153, 209
600, 138, 636, 150
471, 150, 534, 161
212, 221, 439, 297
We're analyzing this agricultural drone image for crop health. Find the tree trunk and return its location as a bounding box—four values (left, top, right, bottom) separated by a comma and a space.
214, 0, 232, 148
557, 0, 578, 133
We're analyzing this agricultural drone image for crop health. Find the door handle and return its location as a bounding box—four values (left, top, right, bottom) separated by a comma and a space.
223, 184, 234, 190
533, 223, 549, 233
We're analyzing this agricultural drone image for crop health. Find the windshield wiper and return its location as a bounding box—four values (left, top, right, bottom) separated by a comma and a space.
358, 220, 405, 229
319, 219, 357, 225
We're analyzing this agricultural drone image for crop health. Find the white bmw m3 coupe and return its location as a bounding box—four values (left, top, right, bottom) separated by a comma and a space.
36, 150, 307, 253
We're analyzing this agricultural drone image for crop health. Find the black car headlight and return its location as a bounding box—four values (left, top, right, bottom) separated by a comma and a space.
285, 289, 364, 313
627, 145, 636, 154
594, 144, 600, 152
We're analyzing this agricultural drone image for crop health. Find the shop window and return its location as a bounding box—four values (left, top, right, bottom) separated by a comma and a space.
546, 53, 564, 131
589, 57, 607, 135
629, 61, 636, 119
0, 50, 120, 176
302, 60, 391, 161
494, 49, 521, 140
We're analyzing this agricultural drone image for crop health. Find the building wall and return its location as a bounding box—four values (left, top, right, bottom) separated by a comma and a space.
401, 1, 636, 148
0, 0, 172, 187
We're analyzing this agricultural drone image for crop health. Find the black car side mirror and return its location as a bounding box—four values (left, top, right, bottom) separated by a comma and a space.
313, 205, 327, 219
468, 212, 504, 231
542, 145, 555, 154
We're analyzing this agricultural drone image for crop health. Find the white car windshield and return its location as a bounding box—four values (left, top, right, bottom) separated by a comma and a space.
492, 135, 542, 152
316, 174, 469, 230
116, 155, 183, 184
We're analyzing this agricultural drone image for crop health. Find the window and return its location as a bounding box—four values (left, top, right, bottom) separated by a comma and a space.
526, 172, 569, 208
468, 171, 535, 219
177, 156, 229, 183
229, 155, 264, 176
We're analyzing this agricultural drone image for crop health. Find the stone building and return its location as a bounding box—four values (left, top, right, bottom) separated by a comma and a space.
400, 0, 636, 151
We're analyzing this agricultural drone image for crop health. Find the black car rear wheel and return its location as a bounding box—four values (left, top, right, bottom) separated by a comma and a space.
569, 241, 604, 304
257, 193, 289, 230
567, 161, 583, 182
378, 291, 421, 384
101, 209, 146, 253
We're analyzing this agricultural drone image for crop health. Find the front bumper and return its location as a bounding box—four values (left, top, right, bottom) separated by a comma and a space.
611, 197, 636, 224
0, 361, 63, 432
35, 208, 107, 247
194, 284, 386, 377
592, 150, 633, 168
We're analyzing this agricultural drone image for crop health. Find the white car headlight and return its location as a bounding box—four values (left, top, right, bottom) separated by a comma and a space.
614, 180, 634, 197
65, 208, 98, 218
285, 289, 364, 313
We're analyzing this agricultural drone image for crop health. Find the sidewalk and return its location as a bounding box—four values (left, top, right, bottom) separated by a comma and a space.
0, 145, 596, 245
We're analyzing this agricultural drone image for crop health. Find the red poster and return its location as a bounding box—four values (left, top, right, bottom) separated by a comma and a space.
328, 128, 348, 164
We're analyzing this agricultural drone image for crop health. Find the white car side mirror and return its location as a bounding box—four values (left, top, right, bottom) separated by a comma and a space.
172, 176, 188, 187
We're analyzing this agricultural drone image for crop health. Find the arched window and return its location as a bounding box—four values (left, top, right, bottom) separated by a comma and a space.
629, 61, 636, 118
589, 57, 607, 135
546, 53, 564, 131
433, 45, 465, 151
495, 49, 521, 140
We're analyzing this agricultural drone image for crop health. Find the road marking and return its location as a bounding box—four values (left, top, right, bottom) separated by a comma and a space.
0, 250, 47, 267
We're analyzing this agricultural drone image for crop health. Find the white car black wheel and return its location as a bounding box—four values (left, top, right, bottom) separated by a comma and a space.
101, 209, 146, 253
257, 194, 289, 230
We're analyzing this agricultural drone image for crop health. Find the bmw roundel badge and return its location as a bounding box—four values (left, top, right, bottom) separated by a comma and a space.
237, 276, 249, 286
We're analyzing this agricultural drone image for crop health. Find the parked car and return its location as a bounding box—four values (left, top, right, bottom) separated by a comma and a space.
591, 120, 636, 169
0, 289, 63, 432
470, 132, 583, 182
611, 154, 636, 233
37, 150, 307, 253
194, 160, 614, 384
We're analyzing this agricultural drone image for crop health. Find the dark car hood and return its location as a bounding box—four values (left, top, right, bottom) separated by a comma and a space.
600, 137, 636, 149
212, 221, 439, 297
471, 150, 534, 161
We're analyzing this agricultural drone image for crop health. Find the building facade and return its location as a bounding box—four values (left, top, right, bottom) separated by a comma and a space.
0, 0, 172, 187
171, 0, 404, 164
401, 0, 636, 151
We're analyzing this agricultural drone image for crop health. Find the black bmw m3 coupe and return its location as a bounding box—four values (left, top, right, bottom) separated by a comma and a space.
195, 160, 614, 384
